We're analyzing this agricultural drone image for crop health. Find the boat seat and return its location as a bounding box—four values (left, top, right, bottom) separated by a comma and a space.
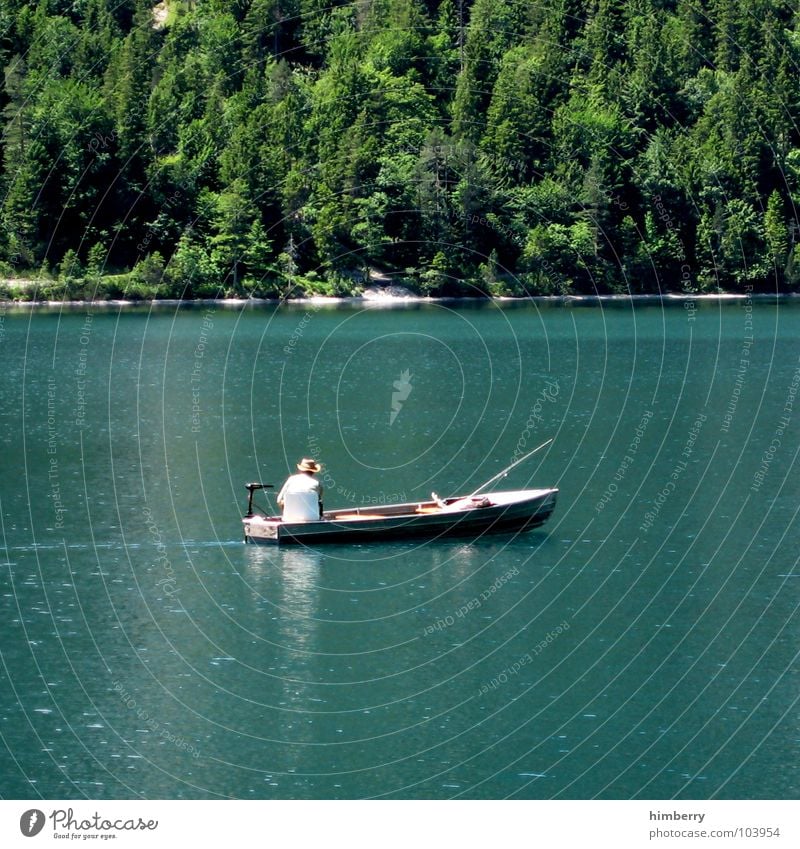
334, 513, 385, 520
282, 491, 321, 522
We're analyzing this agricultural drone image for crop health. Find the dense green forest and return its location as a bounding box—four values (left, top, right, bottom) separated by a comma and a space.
1, 0, 799, 299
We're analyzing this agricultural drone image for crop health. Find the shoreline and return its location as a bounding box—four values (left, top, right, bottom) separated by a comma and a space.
0, 291, 795, 310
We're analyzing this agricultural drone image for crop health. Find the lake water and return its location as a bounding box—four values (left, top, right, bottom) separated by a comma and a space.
0, 296, 798, 799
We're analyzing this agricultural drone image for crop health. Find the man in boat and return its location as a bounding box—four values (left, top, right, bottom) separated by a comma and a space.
277, 458, 324, 518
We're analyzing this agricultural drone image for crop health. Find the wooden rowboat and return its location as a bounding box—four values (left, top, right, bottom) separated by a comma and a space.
242, 487, 558, 545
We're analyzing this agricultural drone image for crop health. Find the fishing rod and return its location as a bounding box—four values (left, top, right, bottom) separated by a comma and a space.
467, 439, 553, 498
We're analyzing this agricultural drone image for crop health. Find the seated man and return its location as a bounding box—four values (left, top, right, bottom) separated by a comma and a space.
277, 458, 324, 519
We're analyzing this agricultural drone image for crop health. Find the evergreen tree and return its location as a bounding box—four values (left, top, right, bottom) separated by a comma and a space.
1, 0, 799, 295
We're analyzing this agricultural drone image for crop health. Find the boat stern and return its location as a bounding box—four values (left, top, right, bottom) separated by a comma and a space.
243, 515, 281, 543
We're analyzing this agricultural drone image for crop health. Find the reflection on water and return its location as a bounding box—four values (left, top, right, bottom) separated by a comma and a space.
243, 546, 322, 676
276, 548, 323, 640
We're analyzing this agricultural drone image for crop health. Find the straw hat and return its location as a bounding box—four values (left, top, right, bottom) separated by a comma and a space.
297, 458, 322, 473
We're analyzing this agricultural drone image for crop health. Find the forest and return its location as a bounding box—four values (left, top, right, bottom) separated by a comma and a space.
1, 0, 799, 299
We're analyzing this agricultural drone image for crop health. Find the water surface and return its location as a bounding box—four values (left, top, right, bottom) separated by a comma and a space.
0, 297, 797, 798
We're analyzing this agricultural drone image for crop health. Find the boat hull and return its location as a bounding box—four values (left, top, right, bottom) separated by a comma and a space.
243, 488, 558, 545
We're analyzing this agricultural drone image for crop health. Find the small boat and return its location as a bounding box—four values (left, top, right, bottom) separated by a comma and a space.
242, 486, 558, 545
244, 441, 558, 545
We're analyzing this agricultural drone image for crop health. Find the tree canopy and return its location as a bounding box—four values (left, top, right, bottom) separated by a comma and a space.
1, 0, 799, 298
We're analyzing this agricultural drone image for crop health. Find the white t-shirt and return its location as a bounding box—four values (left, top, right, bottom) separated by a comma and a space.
277, 473, 323, 505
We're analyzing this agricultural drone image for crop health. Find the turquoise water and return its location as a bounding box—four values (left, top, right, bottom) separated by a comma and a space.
0, 297, 797, 799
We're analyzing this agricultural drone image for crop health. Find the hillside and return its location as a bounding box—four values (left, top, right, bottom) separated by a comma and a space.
1, 0, 799, 299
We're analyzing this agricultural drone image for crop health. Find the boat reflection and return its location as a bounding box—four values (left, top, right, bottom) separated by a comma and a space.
243, 544, 322, 643
277, 547, 323, 636
243, 543, 325, 764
